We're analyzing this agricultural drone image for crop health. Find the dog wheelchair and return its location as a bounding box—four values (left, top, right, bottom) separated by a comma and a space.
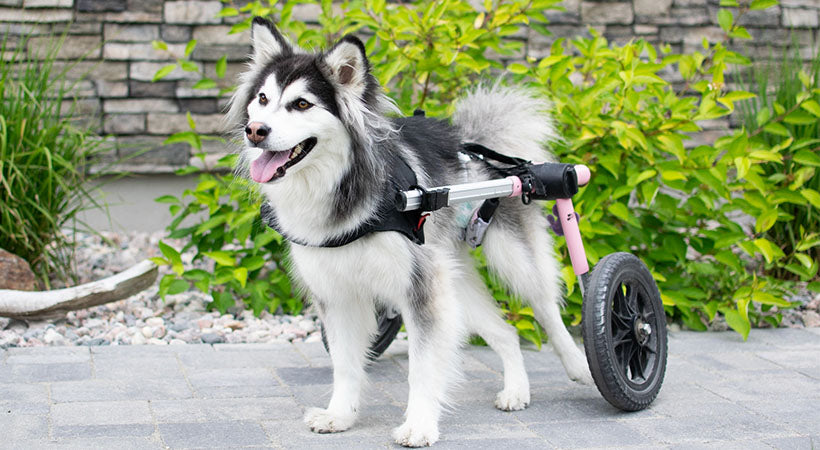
319, 144, 668, 412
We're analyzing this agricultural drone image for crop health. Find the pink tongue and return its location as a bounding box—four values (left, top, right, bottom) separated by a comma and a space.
250, 150, 290, 183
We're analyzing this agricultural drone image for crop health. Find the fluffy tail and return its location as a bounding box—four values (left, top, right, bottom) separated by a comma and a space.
452, 84, 558, 162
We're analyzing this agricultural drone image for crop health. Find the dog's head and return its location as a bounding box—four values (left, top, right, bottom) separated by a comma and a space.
228, 17, 391, 185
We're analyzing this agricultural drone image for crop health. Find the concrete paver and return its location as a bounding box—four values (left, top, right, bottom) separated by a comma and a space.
1, 329, 819, 449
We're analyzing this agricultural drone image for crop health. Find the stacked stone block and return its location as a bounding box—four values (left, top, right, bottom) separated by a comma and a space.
0, 0, 817, 173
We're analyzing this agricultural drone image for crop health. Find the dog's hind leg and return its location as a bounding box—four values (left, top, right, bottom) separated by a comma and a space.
304, 297, 377, 433
455, 253, 530, 411
482, 206, 594, 385
392, 251, 465, 447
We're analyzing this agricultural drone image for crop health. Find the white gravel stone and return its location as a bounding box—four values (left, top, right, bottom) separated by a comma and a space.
43, 328, 64, 345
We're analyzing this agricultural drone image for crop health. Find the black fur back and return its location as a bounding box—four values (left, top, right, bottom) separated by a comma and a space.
393, 116, 462, 185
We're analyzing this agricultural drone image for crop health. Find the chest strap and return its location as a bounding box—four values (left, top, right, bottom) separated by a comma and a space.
260, 157, 426, 247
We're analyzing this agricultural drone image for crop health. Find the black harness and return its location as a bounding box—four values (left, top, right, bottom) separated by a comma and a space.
259, 137, 556, 248
260, 156, 427, 247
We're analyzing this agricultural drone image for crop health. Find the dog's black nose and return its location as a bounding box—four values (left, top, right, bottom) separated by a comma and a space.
245, 122, 270, 144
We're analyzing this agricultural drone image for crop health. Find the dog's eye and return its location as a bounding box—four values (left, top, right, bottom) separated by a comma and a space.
258, 93, 268, 106
294, 98, 312, 110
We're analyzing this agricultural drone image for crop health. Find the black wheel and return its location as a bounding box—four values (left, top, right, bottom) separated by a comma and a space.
582, 252, 667, 411
320, 307, 403, 360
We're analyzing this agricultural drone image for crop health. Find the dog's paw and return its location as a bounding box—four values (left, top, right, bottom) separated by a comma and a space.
392, 420, 439, 447
494, 389, 530, 411
304, 407, 355, 434
562, 351, 594, 385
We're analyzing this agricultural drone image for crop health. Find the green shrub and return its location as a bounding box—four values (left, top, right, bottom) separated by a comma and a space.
0, 34, 111, 288
151, 155, 304, 316
737, 43, 820, 283
526, 0, 819, 338
152, 0, 818, 340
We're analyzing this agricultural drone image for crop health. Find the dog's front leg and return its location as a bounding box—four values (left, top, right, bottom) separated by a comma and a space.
393, 262, 464, 447
304, 298, 376, 434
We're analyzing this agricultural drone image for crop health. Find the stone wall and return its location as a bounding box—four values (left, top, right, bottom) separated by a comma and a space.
1, 0, 818, 173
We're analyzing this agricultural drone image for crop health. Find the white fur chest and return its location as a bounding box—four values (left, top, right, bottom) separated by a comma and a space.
288, 233, 414, 305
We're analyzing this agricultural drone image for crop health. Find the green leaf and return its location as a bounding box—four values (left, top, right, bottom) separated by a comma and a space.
755, 208, 778, 233
749, 150, 782, 163
195, 215, 227, 234
154, 195, 179, 204
165, 131, 202, 150
783, 110, 817, 125
794, 150, 820, 167
629, 169, 657, 186
801, 189, 820, 209
734, 157, 751, 178
796, 234, 820, 251
608, 202, 640, 227
762, 122, 790, 137
514, 320, 535, 331
720, 91, 756, 102
149, 257, 168, 266
752, 290, 791, 307
233, 267, 248, 288
151, 40, 168, 51
241, 255, 266, 271
756, 107, 771, 126
209, 290, 234, 314
158, 274, 176, 300
507, 63, 528, 74
801, 99, 820, 117
717, 9, 733, 32
196, 179, 217, 191
723, 308, 750, 340
204, 251, 235, 266
795, 253, 813, 269
152, 64, 177, 82
166, 279, 190, 296
159, 240, 184, 275
660, 170, 686, 182
750, 0, 779, 10
729, 26, 752, 39
192, 78, 217, 90
218, 7, 239, 17
215, 55, 227, 79
179, 60, 199, 72
184, 39, 197, 58
753, 238, 785, 263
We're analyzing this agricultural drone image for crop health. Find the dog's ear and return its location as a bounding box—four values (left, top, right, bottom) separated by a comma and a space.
322, 35, 370, 92
251, 17, 291, 62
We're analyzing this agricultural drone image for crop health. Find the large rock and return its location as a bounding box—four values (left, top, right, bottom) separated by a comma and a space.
0, 249, 37, 291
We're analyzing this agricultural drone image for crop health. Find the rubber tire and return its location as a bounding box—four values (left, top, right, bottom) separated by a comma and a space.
582, 252, 667, 411
320, 309, 403, 360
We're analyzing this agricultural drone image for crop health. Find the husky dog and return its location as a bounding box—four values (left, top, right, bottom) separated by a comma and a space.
228, 17, 593, 447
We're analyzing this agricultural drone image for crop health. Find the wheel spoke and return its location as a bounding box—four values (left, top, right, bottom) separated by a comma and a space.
631, 347, 646, 381
611, 308, 632, 330
613, 284, 626, 316
625, 284, 639, 317
612, 327, 631, 347
624, 340, 640, 379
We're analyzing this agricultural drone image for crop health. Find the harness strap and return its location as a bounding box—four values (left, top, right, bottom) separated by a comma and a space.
460, 142, 530, 168
260, 156, 425, 247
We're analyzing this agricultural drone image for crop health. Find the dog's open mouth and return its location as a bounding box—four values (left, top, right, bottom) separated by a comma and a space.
249, 137, 317, 183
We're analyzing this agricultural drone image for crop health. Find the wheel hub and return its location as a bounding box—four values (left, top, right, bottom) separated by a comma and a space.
634, 318, 651, 346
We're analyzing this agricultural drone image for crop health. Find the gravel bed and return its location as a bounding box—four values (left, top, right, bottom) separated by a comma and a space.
0, 231, 815, 349
0, 231, 327, 349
